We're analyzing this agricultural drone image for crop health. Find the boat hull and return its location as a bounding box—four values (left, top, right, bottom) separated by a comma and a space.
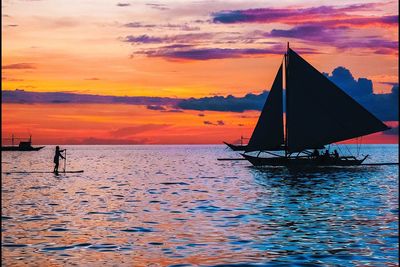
242, 154, 365, 167
223, 142, 247, 151
1, 146, 45, 151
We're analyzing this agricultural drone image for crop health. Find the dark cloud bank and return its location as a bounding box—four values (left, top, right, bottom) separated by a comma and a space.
2, 67, 398, 121
2, 90, 181, 106
178, 66, 398, 121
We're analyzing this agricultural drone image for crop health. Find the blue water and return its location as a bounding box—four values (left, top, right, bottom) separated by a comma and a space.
1, 144, 398, 266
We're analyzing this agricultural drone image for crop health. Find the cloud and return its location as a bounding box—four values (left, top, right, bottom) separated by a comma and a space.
123, 35, 165, 44
110, 124, 171, 137
179, 92, 268, 112
146, 105, 183, 112
123, 22, 199, 31
334, 39, 398, 54
264, 25, 398, 54
122, 31, 320, 60
266, 25, 343, 43
140, 46, 317, 61
123, 22, 156, 28
146, 3, 168, 10
161, 109, 183, 113
203, 120, 225, 126
178, 66, 398, 121
146, 105, 166, 111
2, 67, 397, 121
212, 4, 396, 27
116, 3, 130, 7
2, 77, 24, 81
323, 67, 373, 98
122, 33, 214, 45
211, 3, 398, 55
145, 47, 281, 60
65, 137, 148, 145
3, 63, 36, 69
2, 89, 181, 106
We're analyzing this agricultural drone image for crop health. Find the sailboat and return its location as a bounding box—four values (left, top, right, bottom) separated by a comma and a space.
224, 136, 248, 151
241, 44, 390, 166
1, 134, 45, 151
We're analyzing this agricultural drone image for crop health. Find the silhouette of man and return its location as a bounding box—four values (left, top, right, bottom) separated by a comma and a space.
312, 149, 319, 159
53, 146, 65, 173
333, 149, 339, 159
323, 149, 330, 160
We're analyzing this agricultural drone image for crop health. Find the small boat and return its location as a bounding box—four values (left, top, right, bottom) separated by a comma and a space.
224, 136, 248, 151
1, 135, 45, 151
241, 44, 390, 167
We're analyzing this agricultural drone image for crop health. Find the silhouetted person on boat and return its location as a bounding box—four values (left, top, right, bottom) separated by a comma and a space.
312, 149, 320, 159
323, 150, 330, 160
53, 146, 65, 173
333, 150, 339, 159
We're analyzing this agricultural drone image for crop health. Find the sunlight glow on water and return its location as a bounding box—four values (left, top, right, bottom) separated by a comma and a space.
1, 145, 398, 266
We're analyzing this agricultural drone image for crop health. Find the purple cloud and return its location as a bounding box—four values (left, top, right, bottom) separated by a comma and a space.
178, 67, 398, 121
123, 22, 199, 31
117, 3, 130, 7
147, 105, 166, 111
3, 63, 36, 69
266, 25, 343, 43
2, 89, 181, 105
203, 120, 225, 126
265, 25, 398, 54
123, 33, 214, 45
161, 109, 183, 113
124, 22, 156, 28
123, 35, 164, 44
141, 46, 317, 60
146, 3, 168, 10
212, 3, 395, 26
110, 124, 171, 137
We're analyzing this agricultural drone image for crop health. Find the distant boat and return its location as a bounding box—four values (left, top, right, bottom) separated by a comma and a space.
224, 136, 248, 151
1, 135, 45, 151
241, 44, 390, 166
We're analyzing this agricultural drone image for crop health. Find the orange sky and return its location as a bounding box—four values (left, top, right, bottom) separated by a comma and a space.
1, 0, 398, 144
1, 104, 397, 145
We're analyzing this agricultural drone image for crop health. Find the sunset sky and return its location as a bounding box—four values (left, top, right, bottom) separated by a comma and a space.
2, 0, 398, 145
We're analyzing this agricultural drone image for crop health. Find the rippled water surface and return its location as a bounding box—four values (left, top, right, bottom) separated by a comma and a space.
2, 145, 398, 266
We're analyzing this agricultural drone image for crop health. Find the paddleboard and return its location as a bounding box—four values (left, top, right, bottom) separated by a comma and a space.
2, 170, 84, 174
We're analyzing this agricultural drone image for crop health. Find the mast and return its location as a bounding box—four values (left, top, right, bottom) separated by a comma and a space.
286, 43, 289, 156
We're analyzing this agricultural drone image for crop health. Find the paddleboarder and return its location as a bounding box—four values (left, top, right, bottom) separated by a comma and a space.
53, 146, 65, 173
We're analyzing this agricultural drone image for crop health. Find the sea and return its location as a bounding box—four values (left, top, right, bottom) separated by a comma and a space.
1, 144, 398, 266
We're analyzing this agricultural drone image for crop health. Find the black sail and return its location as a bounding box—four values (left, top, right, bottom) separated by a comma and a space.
246, 63, 284, 152
286, 49, 389, 153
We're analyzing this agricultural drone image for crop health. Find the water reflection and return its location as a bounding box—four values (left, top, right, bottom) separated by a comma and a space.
1, 145, 398, 266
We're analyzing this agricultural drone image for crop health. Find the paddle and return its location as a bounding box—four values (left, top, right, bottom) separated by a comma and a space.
63, 149, 67, 173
